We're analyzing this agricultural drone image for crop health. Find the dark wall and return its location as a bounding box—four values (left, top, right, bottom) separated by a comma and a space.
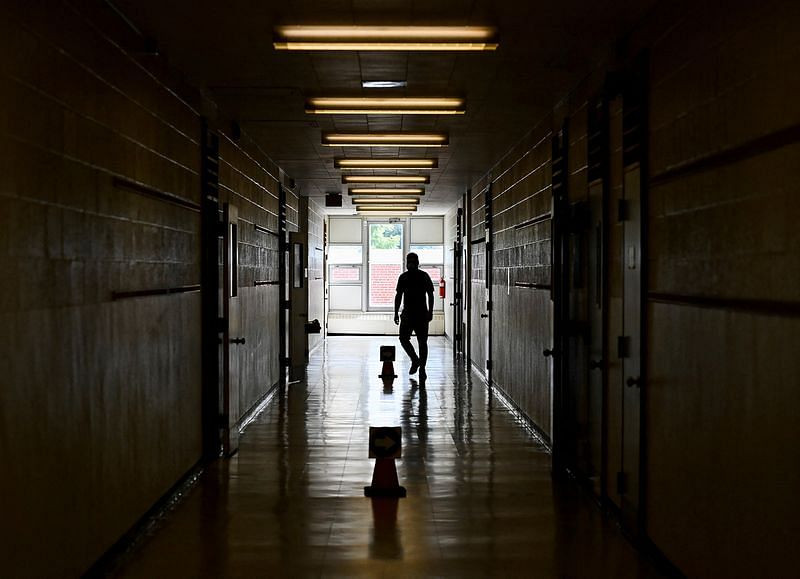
0, 1, 300, 575
0, 1, 203, 574
465, 0, 800, 575
218, 132, 285, 419
468, 126, 554, 437
643, 1, 800, 576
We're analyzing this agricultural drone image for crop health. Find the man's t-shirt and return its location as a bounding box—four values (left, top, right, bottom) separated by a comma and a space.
396, 269, 434, 320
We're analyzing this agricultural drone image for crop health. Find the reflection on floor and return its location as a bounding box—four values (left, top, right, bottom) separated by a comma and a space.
115, 336, 664, 578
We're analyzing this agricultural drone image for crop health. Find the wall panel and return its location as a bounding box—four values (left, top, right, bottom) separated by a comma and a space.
0, 2, 202, 575
644, 1, 800, 576
218, 133, 282, 419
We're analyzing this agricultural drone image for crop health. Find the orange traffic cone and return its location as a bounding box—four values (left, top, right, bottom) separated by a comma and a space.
364, 458, 406, 498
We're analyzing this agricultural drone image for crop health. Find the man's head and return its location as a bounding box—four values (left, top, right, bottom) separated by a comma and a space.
406, 252, 419, 271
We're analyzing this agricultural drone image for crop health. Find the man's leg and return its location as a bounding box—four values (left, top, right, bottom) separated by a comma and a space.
398, 317, 419, 372
416, 319, 429, 375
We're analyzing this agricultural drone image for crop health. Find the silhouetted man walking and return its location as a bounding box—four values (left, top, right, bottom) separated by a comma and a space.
394, 252, 434, 379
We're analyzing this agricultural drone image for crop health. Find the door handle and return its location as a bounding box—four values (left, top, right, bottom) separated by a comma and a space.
543, 348, 556, 357
230, 337, 246, 345
480, 313, 489, 318
589, 359, 603, 370
626, 376, 641, 388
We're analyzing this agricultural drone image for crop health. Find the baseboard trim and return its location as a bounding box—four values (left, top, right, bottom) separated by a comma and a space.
83, 459, 205, 577
237, 380, 282, 434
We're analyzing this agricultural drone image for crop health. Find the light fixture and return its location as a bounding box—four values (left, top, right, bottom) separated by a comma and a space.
362, 80, 407, 88
335, 158, 437, 170
348, 188, 425, 195
357, 205, 418, 212
306, 97, 465, 115
353, 197, 420, 204
322, 132, 449, 147
273, 26, 499, 51
356, 211, 415, 216
342, 175, 429, 184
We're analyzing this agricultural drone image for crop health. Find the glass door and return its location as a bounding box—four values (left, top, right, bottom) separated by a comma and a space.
368, 222, 404, 310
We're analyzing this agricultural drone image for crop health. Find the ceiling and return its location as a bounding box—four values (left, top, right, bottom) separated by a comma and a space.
114, 0, 658, 214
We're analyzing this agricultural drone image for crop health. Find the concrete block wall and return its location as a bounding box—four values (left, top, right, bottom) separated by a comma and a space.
218, 132, 283, 419
644, 0, 800, 576
469, 124, 554, 437
0, 1, 204, 575
463, 0, 799, 574
0, 1, 301, 575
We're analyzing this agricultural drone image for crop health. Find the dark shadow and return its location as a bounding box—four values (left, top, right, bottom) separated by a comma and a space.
369, 498, 403, 560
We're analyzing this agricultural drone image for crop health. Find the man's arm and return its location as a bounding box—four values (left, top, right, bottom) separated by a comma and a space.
394, 292, 402, 325
394, 278, 403, 325
426, 277, 434, 321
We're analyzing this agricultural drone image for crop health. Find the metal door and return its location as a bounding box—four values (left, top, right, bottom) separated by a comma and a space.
586, 95, 609, 497
483, 184, 493, 384
550, 124, 569, 473
452, 206, 464, 358
289, 230, 308, 381
615, 59, 647, 530
620, 164, 642, 527
221, 203, 241, 456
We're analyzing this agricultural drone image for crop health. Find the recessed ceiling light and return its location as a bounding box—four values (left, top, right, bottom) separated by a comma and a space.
273, 26, 499, 51
362, 80, 407, 88
307, 97, 465, 115
335, 158, 437, 170
322, 133, 449, 147
342, 175, 429, 184
348, 188, 425, 195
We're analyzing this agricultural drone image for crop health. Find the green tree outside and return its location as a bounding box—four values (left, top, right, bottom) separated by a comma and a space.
369, 223, 402, 249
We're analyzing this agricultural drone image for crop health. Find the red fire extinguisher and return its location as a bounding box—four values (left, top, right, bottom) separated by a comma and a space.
439, 277, 446, 298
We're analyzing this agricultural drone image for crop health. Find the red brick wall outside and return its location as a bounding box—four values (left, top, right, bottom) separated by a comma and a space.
369, 265, 442, 309
369, 264, 401, 307
330, 266, 360, 283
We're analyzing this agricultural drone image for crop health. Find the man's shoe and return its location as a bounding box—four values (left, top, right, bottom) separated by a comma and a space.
409, 360, 419, 375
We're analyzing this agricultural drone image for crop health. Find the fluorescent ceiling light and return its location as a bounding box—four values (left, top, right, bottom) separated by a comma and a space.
342, 175, 429, 184
273, 26, 499, 51
307, 97, 465, 115
362, 80, 407, 88
353, 197, 420, 204
322, 133, 449, 147
335, 158, 437, 169
356, 211, 414, 216
357, 205, 418, 211
348, 188, 424, 195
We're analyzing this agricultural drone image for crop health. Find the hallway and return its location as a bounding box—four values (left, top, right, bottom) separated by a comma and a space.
2, 0, 799, 575
111, 337, 661, 578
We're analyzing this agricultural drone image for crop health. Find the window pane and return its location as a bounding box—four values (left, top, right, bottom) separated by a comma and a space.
410, 244, 444, 264
369, 223, 403, 265
369, 263, 402, 308
328, 245, 362, 264
330, 265, 361, 283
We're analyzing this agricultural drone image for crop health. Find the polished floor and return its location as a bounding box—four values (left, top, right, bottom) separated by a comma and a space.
114, 337, 664, 578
